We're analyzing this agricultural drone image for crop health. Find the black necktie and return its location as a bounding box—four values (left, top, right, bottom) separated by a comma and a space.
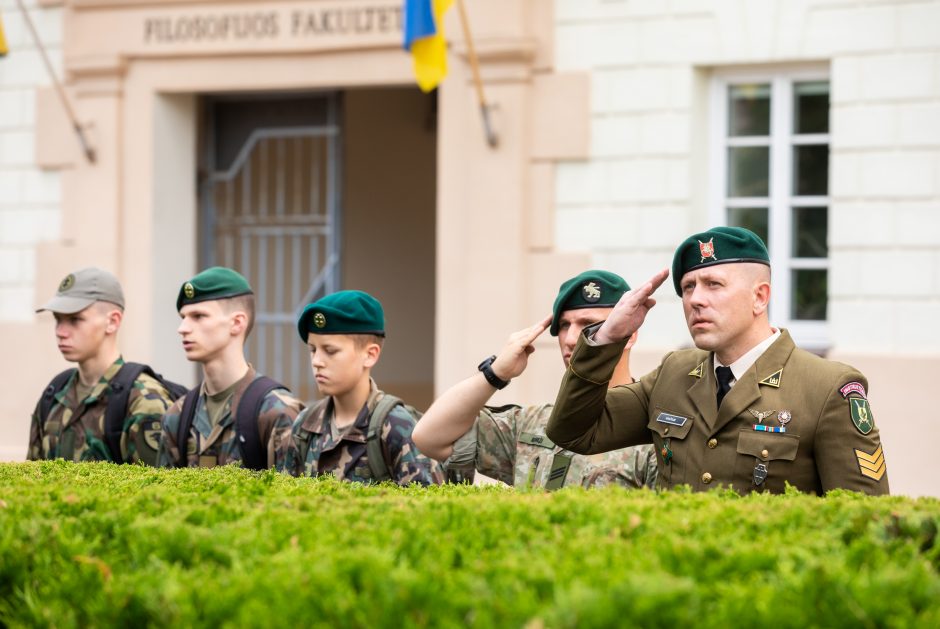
716, 366, 734, 409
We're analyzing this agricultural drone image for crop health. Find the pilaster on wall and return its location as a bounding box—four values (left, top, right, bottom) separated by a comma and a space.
435, 0, 593, 403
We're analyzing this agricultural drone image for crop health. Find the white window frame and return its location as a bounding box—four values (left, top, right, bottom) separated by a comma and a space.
709, 65, 830, 351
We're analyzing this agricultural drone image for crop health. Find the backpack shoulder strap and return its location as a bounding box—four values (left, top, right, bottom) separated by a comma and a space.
39, 369, 76, 425
176, 387, 201, 467
366, 394, 403, 483
104, 362, 148, 463
236, 376, 285, 471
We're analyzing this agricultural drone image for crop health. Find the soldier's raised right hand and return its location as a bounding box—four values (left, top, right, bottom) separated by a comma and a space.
594, 268, 669, 344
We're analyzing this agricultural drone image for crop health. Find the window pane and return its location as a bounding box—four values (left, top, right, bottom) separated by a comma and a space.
727, 207, 769, 251
728, 146, 769, 197
728, 84, 771, 136
792, 207, 828, 257
792, 144, 828, 196
791, 269, 827, 320
794, 81, 830, 134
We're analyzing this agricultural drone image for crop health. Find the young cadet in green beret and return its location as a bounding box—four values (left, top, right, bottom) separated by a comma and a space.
157, 267, 303, 469
28, 267, 175, 465
413, 270, 657, 490
547, 227, 889, 495
279, 290, 444, 485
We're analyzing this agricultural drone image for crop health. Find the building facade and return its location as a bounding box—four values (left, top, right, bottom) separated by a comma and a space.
1, 0, 937, 496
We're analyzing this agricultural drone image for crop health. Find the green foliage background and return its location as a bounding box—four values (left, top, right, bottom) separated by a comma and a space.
0, 461, 937, 628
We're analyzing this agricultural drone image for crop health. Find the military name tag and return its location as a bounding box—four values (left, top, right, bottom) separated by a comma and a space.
543, 454, 572, 491
656, 412, 688, 427
518, 432, 555, 449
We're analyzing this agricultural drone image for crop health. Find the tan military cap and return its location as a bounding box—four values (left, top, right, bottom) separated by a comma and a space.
37, 267, 125, 314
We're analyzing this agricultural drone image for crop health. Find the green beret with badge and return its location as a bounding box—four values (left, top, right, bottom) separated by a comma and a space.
671, 226, 770, 295
549, 270, 631, 336
297, 290, 385, 340
176, 267, 253, 311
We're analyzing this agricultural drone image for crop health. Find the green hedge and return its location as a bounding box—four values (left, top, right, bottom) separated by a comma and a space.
0, 461, 938, 628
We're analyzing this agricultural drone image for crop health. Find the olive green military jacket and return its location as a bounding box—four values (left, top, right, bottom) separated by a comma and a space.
546, 329, 889, 495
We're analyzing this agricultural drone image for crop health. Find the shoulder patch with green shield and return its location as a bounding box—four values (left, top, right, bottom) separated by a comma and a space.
849, 397, 874, 435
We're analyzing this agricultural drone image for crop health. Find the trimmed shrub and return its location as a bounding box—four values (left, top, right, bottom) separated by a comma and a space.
0, 461, 937, 627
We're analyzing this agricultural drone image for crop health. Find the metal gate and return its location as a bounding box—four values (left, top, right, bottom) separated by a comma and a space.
200, 95, 341, 401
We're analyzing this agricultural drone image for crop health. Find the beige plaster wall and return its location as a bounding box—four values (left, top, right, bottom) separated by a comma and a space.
342, 87, 437, 410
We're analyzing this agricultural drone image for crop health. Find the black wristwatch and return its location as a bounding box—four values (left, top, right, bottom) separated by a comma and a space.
478, 355, 510, 390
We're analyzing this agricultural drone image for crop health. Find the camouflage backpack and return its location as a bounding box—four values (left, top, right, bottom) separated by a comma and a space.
38, 362, 188, 464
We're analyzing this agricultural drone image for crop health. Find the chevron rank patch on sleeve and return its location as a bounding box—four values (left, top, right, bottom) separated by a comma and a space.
855, 444, 886, 481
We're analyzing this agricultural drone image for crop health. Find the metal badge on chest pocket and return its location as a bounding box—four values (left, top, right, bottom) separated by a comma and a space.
736, 429, 799, 489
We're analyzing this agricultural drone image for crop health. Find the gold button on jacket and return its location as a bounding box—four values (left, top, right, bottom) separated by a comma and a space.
546, 329, 889, 496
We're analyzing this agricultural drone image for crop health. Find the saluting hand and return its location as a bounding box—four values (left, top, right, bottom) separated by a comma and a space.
490, 315, 552, 382
594, 268, 669, 344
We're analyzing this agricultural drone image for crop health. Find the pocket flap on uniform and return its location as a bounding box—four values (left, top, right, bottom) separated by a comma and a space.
736, 430, 799, 461
648, 410, 694, 440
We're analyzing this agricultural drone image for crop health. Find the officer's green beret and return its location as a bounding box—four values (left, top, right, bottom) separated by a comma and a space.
671, 226, 770, 295
176, 267, 253, 311
550, 270, 630, 336
297, 290, 385, 340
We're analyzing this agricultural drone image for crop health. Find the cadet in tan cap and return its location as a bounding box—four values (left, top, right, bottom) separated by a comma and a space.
546, 227, 889, 496
413, 270, 657, 490
28, 267, 178, 465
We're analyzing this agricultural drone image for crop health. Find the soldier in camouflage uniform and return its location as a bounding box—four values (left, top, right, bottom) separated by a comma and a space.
157, 267, 302, 469
412, 270, 657, 489
28, 267, 174, 465
279, 290, 443, 485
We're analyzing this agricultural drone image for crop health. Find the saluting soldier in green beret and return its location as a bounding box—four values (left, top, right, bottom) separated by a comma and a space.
547, 227, 889, 495
157, 267, 304, 470
413, 270, 657, 490
28, 268, 176, 465
280, 290, 444, 485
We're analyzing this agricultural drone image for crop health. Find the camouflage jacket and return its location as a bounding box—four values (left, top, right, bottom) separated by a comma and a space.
279, 380, 444, 486
157, 367, 302, 469
28, 357, 174, 465
445, 403, 658, 489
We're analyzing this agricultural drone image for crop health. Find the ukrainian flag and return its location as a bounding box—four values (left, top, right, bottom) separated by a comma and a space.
0, 13, 9, 57
403, 0, 452, 92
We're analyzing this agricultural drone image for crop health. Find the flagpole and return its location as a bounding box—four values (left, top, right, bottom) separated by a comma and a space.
454, 0, 497, 148
15, 0, 96, 163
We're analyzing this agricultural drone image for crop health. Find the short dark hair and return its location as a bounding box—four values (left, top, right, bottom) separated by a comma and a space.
221, 294, 256, 339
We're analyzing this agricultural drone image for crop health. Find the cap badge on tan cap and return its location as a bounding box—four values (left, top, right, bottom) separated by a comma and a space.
59, 274, 75, 292
698, 238, 717, 263
313, 312, 326, 328
183, 282, 195, 299
582, 281, 601, 303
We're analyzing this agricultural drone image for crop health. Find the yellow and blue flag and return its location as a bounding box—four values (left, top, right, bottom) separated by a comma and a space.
403, 0, 453, 92
0, 13, 9, 57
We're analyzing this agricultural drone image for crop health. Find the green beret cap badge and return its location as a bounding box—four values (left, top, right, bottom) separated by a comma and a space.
550, 270, 630, 336
183, 282, 195, 299
313, 312, 326, 328
582, 281, 601, 303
